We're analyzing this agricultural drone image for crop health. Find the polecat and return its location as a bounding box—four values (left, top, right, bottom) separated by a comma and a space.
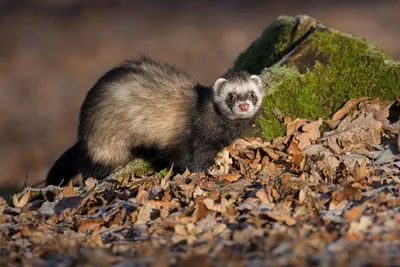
46, 56, 264, 186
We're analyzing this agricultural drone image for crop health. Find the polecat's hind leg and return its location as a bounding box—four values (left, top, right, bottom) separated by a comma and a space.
80, 160, 115, 181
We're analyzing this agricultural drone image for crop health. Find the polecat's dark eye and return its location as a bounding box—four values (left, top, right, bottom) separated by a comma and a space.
250, 92, 256, 99
228, 94, 236, 102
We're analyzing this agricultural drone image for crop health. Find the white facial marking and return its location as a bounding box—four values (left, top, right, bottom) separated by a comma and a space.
213, 78, 227, 92
250, 75, 262, 87
213, 75, 264, 120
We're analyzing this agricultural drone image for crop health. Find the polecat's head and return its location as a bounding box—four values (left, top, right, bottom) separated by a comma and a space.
213, 71, 264, 120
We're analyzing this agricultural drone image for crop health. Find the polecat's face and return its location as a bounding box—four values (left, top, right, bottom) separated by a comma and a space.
213, 73, 264, 120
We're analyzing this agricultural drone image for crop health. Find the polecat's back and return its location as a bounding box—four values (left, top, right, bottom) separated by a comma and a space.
79, 56, 197, 168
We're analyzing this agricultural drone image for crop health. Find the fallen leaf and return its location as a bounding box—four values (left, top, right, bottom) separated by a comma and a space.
193, 201, 209, 222
331, 97, 370, 121
256, 189, 273, 204
265, 211, 296, 226
344, 205, 365, 221
346, 232, 364, 242
13, 190, 31, 208
136, 202, 157, 224
0, 215, 5, 224
84, 177, 98, 190
344, 185, 362, 200
62, 180, 76, 197
320, 111, 382, 154
219, 173, 242, 183
286, 118, 307, 136
161, 164, 174, 189
295, 118, 323, 150
78, 219, 105, 233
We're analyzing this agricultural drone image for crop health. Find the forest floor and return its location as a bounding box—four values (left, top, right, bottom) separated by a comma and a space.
1, 97, 399, 266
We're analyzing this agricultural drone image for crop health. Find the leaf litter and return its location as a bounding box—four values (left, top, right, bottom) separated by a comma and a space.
1, 97, 399, 266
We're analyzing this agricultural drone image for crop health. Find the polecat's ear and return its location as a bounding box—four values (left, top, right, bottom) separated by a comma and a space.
250, 75, 262, 87
213, 78, 227, 92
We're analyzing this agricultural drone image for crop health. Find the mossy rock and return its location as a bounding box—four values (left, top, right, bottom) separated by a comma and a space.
232, 15, 400, 140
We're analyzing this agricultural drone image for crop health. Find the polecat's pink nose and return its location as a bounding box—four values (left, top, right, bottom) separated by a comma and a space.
239, 104, 249, 111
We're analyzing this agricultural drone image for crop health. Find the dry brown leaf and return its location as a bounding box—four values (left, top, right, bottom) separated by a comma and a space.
262, 146, 280, 161
215, 149, 232, 174
193, 201, 210, 222
332, 191, 348, 205
287, 141, 304, 169
344, 205, 365, 221
343, 185, 362, 201
182, 168, 191, 176
387, 197, 400, 207
232, 139, 251, 152
78, 219, 105, 233
163, 218, 182, 229
295, 118, 323, 149
111, 209, 127, 225
298, 190, 306, 204
244, 136, 264, 145
287, 141, 301, 156
174, 224, 188, 236
219, 173, 242, 183
256, 189, 275, 209
286, 118, 308, 136
161, 164, 174, 189
13, 190, 31, 208
84, 177, 98, 190
265, 211, 296, 226
136, 202, 157, 224
62, 180, 76, 197
346, 232, 365, 242
148, 200, 176, 210
136, 190, 149, 203
130, 210, 138, 224
352, 158, 369, 181
331, 97, 370, 121
202, 198, 215, 211
321, 111, 382, 154
243, 150, 255, 160
359, 98, 397, 126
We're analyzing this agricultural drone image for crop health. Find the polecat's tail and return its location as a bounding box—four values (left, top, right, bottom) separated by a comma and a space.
46, 142, 82, 186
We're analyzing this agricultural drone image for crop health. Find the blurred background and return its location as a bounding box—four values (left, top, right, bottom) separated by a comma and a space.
0, 0, 399, 195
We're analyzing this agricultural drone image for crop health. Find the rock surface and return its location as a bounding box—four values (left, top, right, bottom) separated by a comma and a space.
231, 15, 400, 140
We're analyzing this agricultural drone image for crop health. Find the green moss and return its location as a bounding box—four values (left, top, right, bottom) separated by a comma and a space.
157, 167, 171, 177
258, 28, 400, 141
232, 16, 297, 74
232, 15, 318, 75
114, 158, 154, 179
